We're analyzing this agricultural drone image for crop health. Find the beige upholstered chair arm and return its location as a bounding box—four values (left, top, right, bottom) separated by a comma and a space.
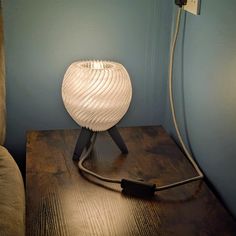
0, 146, 25, 236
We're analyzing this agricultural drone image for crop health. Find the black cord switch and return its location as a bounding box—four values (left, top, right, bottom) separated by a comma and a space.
121, 179, 156, 197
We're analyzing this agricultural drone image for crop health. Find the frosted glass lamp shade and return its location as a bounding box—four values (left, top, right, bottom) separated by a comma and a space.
62, 60, 132, 131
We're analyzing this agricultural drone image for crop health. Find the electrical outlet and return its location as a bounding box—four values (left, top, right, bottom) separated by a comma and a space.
183, 0, 201, 15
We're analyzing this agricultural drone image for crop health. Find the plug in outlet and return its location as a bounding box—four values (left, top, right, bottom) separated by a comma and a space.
183, 0, 201, 15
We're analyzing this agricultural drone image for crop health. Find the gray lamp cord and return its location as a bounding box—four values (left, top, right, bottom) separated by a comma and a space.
78, 7, 204, 192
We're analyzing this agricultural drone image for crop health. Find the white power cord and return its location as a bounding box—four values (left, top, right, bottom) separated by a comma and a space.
78, 133, 121, 184
167, 7, 204, 183
77, 7, 203, 194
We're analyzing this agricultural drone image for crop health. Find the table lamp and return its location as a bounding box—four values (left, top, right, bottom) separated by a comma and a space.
60, 5, 203, 197
62, 60, 132, 161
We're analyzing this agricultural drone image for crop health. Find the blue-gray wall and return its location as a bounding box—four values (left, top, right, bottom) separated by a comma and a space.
165, 1, 236, 217
2, 0, 172, 170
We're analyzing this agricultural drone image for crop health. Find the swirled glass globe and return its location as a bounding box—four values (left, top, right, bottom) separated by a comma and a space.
62, 60, 132, 131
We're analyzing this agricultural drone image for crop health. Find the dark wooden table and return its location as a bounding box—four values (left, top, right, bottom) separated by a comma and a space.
26, 126, 236, 236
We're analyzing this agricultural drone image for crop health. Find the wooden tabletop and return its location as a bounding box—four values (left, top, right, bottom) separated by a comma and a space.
26, 126, 236, 236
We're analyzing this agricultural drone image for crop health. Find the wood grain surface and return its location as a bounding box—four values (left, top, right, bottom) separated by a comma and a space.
26, 126, 236, 236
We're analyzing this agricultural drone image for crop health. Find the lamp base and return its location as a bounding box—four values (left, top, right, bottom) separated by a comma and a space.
73, 126, 128, 161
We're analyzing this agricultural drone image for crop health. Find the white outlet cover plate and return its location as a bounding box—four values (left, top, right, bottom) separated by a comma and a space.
183, 0, 201, 15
